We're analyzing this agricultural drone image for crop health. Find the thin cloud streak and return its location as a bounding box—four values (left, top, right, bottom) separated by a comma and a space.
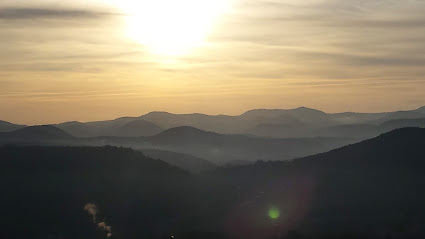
1, 0, 425, 123
0, 7, 117, 20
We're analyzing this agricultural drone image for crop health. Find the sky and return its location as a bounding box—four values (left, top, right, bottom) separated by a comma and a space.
1, 0, 425, 125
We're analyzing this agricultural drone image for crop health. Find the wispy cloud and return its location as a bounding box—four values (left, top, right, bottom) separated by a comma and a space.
1, 0, 425, 123
0, 7, 115, 20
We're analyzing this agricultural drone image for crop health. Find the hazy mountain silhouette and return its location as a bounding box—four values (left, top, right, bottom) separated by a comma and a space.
144, 126, 355, 164
2, 105, 421, 139
316, 123, 378, 138
54, 121, 95, 137
415, 105, 425, 114
329, 112, 385, 124
0, 120, 26, 132
245, 122, 306, 138
141, 107, 336, 135
150, 126, 215, 143
0, 124, 355, 165
380, 118, 425, 131
142, 148, 216, 173
108, 119, 163, 137
141, 111, 245, 134
0, 125, 73, 142
84, 116, 139, 128
242, 107, 334, 126
138, 106, 425, 138
371, 110, 425, 124
316, 117, 425, 139
55, 118, 162, 137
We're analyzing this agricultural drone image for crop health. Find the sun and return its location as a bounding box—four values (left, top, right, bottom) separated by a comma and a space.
117, 0, 231, 57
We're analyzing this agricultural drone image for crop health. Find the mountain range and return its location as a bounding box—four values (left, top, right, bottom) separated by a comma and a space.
1, 106, 425, 139
2, 127, 425, 238
0, 125, 356, 166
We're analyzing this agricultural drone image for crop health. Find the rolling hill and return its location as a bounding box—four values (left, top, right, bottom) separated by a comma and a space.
0, 125, 74, 143
380, 118, 425, 131
107, 119, 163, 137
145, 126, 355, 164
0, 124, 357, 165
216, 127, 425, 238
0, 120, 26, 132
141, 148, 216, 173
55, 118, 163, 137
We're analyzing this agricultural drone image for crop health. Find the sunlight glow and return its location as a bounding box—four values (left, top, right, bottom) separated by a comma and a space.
117, 0, 231, 57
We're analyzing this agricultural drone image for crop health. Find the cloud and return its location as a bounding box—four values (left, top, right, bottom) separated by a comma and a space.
1, 0, 425, 118
0, 7, 114, 20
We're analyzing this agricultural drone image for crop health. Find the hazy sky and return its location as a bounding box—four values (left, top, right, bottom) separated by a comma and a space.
1, 0, 425, 124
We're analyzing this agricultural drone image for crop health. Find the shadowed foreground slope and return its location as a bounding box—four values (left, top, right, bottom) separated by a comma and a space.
1, 128, 425, 239
0, 146, 231, 239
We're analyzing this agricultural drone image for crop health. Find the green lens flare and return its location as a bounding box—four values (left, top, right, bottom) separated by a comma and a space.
268, 207, 280, 219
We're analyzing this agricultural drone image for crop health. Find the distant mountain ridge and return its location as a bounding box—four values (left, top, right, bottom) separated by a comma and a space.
143, 126, 356, 164
0, 120, 26, 132
2, 105, 425, 139
0, 125, 356, 165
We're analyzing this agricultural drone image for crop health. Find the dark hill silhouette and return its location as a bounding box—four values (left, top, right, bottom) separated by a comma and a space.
238, 107, 327, 120
145, 126, 355, 164
330, 111, 385, 124
141, 111, 244, 134
0, 120, 26, 132
0, 125, 73, 140
245, 122, 305, 138
54, 121, 94, 137
215, 127, 425, 238
0, 124, 355, 165
141, 148, 216, 173
372, 110, 425, 124
290, 128, 425, 237
85, 116, 139, 128
316, 123, 378, 138
0, 146, 220, 239
295, 127, 425, 166
55, 118, 163, 137
150, 126, 219, 143
314, 118, 425, 139
109, 119, 163, 137
380, 118, 425, 131
284, 107, 334, 125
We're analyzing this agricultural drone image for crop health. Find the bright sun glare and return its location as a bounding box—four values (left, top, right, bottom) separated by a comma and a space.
117, 0, 231, 57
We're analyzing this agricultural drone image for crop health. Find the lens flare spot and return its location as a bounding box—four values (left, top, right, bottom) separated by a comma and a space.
268, 207, 280, 219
